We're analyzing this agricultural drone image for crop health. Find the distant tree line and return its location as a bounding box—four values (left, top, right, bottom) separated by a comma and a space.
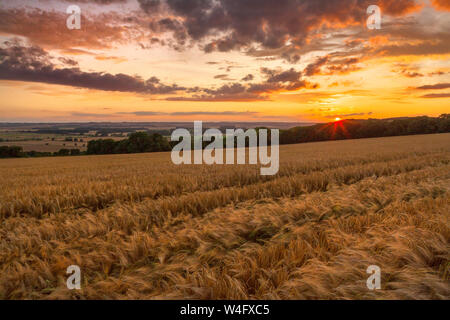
279, 114, 450, 145
87, 132, 171, 155
0, 146, 82, 158
0, 146, 23, 158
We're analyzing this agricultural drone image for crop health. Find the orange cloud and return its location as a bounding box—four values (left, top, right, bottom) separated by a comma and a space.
378, 0, 424, 15
430, 0, 450, 11
369, 35, 390, 46
0, 8, 145, 52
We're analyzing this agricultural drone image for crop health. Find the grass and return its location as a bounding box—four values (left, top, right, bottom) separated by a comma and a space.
0, 133, 448, 299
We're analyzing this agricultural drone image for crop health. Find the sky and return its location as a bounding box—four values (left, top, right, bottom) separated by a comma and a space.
0, 0, 449, 122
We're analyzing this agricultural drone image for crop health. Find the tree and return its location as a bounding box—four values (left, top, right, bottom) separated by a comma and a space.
0, 146, 23, 158
127, 132, 153, 153
56, 149, 70, 156
87, 139, 117, 154
70, 149, 81, 156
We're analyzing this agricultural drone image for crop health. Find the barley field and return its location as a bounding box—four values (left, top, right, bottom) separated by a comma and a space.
0, 133, 449, 300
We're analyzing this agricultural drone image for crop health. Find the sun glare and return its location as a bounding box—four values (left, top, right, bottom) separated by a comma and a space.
335, 117, 341, 121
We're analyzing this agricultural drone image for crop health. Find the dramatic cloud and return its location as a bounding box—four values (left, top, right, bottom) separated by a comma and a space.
167, 83, 265, 102
2, 1, 447, 63
0, 41, 184, 94
143, 0, 422, 56
167, 67, 314, 101
0, 39, 317, 101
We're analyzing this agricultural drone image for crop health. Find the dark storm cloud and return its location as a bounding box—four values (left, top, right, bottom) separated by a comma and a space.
141, 0, 422, 54
149, 17, 188, 44
0, 42, 184, 94
137, 0, 162, 13
2, 0, 445, 65
133, 0, 450, 67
